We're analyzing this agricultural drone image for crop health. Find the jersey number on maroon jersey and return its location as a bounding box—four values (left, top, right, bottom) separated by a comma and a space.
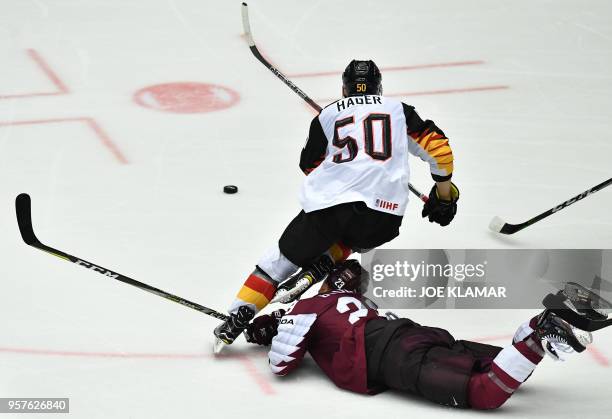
332, 114, 392, 164
336, 296, 369, 324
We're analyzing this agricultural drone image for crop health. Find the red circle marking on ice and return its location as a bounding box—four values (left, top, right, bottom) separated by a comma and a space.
133, 82, 240, 114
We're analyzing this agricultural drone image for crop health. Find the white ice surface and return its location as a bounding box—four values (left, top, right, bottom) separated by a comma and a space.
1, 1, 612, 418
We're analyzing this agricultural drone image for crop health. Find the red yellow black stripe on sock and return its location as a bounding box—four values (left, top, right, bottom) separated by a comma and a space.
233, 273, 277, 313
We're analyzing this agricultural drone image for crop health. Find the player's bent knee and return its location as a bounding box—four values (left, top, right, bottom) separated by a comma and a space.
257, 245, 299, 283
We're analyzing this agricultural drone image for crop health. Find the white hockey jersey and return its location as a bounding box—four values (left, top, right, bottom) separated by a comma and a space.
298, 95, 453, 216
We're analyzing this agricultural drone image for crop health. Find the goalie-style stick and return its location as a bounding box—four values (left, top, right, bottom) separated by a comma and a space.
489, 177, 612, 235
15, 193, 228, 321
240, 2, 428, 203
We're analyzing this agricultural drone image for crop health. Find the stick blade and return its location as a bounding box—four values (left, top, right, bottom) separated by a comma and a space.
15, 193, 40, 245
213, 337, 227, 355
240, 2, 255, 46
488, 216, 507, 233
489, 215, 524, 235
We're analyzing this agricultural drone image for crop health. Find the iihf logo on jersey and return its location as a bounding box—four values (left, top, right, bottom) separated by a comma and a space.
376, 198, 399, 211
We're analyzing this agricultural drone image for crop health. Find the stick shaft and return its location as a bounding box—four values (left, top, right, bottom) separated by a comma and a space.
548, 177, 612, 216
241, 2, 321, 112
408, 183, 429, 203
240, 2, 427, 203
501, 177, 612, 234
523, 177, 611, 227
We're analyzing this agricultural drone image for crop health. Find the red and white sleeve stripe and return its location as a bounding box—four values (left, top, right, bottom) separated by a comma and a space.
268, 313, 316, 375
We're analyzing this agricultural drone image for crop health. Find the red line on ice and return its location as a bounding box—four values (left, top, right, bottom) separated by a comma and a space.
26, 49, 70, 93
0, 346, 209, 359
238, 355, 277, 395
0, 346, 274, 395
585, 345, 609, 367
0, 346, 268, 361
0, 117, 128, 164
0, 91, 64, 99
287, 60, 485, 78
0, 49, 69, 99
392, 85, 510, 96
82, 118, 128, 164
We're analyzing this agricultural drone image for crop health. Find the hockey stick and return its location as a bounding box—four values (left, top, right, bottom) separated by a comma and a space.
489, 177, 612, 235
240, 2, 428, 203
15, 193, 228, 321
240, 2, 323, 113
408, 183, 429, 203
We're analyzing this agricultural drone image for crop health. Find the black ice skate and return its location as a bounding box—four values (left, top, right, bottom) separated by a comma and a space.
270, 255, 335, 304
534, 309, 593, 361
542, 282, 612, 332
213, 305, 254, 354
535, 281, 612, 360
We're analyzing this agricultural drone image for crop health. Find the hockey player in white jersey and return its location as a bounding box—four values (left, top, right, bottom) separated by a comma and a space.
214, 60, 459, 348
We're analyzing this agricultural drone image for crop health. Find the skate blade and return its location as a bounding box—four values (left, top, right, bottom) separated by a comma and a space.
572, 326, 593, 348
271, 279, 315, 304
542, 338, 573, 362
213, 337, 227, 355
270, 287, 304, 304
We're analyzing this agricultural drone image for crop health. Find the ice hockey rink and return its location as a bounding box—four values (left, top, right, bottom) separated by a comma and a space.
1, 0, 612, 417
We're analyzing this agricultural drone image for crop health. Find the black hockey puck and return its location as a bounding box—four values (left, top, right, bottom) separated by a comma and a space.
223, 185, 238, 194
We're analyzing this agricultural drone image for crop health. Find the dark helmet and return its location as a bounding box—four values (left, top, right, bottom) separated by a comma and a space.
325, 259, 370, 294
342, 60, 382, 96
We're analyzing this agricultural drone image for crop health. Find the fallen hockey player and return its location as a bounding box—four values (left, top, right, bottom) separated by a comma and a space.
244, 260, 605, 409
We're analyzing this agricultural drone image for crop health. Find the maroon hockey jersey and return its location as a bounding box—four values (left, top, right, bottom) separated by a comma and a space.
268, 289, 382, 394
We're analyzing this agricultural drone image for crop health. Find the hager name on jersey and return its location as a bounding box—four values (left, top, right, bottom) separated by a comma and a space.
336, 95, 382, 112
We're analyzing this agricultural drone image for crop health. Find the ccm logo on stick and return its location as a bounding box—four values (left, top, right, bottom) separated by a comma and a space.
75, 260, 119, 278
552, 190, 593, 213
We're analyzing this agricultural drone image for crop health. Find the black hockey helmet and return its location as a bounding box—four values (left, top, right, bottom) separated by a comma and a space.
325, 259, 370, 293
342, 60, 382, 96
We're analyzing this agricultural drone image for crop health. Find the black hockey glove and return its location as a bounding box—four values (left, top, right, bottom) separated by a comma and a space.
244, 309, 286, 346
421, 182, 459, 226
